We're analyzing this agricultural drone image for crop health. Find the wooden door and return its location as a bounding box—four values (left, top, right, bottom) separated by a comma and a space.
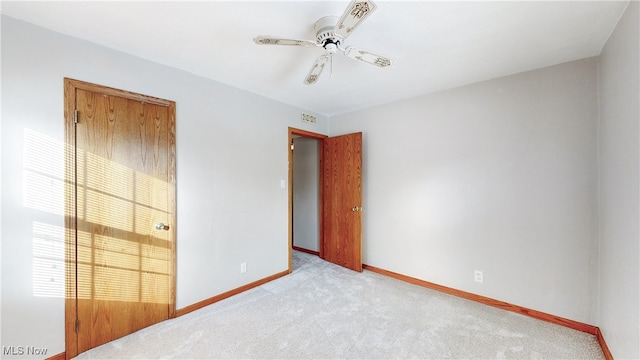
322, 132, 363, 272
64, 79, 176, 358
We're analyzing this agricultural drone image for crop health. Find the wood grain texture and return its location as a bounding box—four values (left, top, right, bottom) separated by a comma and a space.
65, 78, 171, 107
64, 78, 79, 360
45, 352, 66, 360
167, 101, 177, 319
290, 128, 329, 140
64, 78, 176, 358
595, 327, 614, 360
176, 270, 289, 317
323, 133, 363, 272
292, 245, 320, 256
362, 264, 599, 335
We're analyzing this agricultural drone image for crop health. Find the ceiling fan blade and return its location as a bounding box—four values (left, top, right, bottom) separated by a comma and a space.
334, 0, 378, 40
253, 36, 318, 48
304, 55, 330, 85
344, 46, 393, 68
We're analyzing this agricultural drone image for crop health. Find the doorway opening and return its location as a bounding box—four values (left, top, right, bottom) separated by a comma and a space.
288, 127, 363, 273
292, 137, 320, 253
288, 128, 326, 272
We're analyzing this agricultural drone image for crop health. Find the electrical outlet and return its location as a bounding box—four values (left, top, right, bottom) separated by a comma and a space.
240, 262, 247, 274
474, 270, 483, 283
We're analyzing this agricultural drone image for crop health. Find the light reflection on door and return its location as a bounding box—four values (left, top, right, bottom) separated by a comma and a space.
23, 127, 170, 303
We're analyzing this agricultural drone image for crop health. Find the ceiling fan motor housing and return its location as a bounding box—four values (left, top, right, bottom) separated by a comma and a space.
314, 16, 341, 52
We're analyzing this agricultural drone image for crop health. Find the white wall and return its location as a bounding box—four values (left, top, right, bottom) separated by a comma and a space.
598, 1, 640, 358
292, 137, 320, 252
2, 5, 639, 357
0, 15, 328, 357
330, 58, 600, 324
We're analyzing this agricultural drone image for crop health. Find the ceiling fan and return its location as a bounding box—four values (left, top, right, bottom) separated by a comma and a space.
253, 0, 394, 85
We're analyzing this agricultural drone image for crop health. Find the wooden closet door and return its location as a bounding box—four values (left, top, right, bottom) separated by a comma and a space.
65, 79, 176, 358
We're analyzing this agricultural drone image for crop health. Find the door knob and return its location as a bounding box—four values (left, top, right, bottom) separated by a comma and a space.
351, 206, 363, 212
155, 222, 170, 230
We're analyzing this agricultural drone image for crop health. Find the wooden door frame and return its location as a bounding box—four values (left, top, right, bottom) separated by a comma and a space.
288, 127, 327, 272
64, 78, 177, 358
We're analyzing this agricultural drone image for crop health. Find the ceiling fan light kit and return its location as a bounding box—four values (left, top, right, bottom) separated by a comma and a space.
253, 0, 394, 85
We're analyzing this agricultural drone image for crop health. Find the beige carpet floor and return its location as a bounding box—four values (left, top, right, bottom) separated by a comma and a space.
74, 250, 604, 359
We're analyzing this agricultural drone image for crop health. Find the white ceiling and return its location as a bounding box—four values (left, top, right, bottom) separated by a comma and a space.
1, 1, 629, 116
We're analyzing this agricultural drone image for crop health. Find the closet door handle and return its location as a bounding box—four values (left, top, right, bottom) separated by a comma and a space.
155, 222, 170, 230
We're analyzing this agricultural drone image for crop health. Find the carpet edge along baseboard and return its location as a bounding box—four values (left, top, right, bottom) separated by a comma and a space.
595, 327, 614, 359
175, 270, 290, 317
49, 265, 612, 360
292, 246, 320, 256
362, 264, 613, 360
